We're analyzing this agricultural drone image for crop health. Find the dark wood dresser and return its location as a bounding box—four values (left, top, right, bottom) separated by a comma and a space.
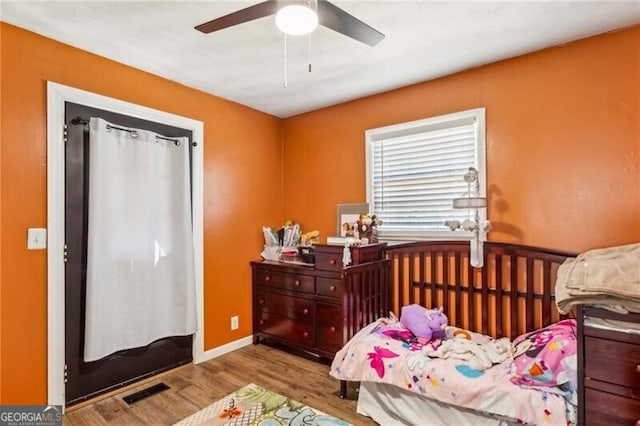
251, 243, 390, 360
577, 305, 640, 426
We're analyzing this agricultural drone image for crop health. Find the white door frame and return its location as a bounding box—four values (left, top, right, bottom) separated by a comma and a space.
46, 82, 205, 407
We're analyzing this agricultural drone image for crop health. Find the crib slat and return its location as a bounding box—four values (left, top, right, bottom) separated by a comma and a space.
454, 252, 462, 327
442, 252, 450, 313
526, 258, 534, 332
495, 254, 503, 338
467, 258, 474, 331
542, 260, 552, 326
408, 251, 415, 306
365, 268, 372, 322
418, 252, 426, 307
399, 253, 406, 307
430, 253, 437, 309
510, 255, 518, 337
481, 260, 489, 336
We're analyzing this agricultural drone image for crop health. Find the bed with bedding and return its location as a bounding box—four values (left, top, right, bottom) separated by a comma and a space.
330, 241, 578, 426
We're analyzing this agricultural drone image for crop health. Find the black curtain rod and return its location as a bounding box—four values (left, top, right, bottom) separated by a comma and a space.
70, 116, 197, 147
70, 117, 89, 125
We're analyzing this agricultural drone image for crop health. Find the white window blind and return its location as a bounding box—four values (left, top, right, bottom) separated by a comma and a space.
365, 108, 486, 242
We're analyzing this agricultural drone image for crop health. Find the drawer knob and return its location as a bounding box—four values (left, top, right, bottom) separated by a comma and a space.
329, 259, 336, 265
303, 331, 309, 338
302, 308, 309, 315
636, 421, 640, 426
636, 364, 640, 373
329, 285, 337, 292
329, 326, 336, 333
264, 275, 271, 282
259, 319, 265, 325
294, 280, 301, 286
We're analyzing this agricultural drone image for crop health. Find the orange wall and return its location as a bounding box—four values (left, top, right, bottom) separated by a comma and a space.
283, 26, 640, 253
0, 23, 283, 403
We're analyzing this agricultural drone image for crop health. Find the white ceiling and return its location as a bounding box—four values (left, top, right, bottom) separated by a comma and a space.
2, 1, 639, 118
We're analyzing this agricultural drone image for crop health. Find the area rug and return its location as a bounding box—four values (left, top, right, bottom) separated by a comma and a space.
174, 383, 353, 426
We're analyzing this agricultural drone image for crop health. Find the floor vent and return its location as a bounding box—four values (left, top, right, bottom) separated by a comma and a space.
123, 382, 170, 405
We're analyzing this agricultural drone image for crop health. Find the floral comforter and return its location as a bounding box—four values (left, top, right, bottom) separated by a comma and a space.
330, 317, 573, 425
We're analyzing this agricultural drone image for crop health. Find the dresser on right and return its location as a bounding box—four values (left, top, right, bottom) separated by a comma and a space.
577, 305, 640, 425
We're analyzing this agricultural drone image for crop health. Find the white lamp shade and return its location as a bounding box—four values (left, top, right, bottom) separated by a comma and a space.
452, 196, 487, 209
275, 5, 318, 36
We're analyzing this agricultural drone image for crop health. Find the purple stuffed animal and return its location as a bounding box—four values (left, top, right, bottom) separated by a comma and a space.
400, 304, 448, 341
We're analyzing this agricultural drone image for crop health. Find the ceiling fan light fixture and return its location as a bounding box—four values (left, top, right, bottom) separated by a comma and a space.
275, 4, 318, 36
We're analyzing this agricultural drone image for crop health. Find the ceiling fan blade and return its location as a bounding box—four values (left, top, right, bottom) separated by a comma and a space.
317, 0, 385, 46
195, 0, 279, 34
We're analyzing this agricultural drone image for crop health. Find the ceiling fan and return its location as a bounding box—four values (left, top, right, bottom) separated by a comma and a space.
195, 0, 385, 47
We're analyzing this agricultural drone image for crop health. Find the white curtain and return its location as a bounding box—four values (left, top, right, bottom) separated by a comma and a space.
84, 117, 196, 362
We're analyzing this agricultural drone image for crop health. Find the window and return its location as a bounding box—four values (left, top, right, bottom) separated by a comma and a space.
365, 108, 486, 242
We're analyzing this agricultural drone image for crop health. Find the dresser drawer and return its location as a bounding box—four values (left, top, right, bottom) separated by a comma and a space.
255, 291, 315, 322
256, 313, 315, 346
255, 268, 283, 288
282, 273, 315, 293
585, 387, 640, 426
316, 303, 341, 324
317, 277, 342, 299
584, 335, 640, 388
255, 268, 314, 294
317, 323, 343, 353
316, 303, 343, 352
314, 251, 343, 272
314, 244, 385, 271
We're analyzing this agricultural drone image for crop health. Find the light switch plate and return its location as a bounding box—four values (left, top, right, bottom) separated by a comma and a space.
28, 228, 47, 250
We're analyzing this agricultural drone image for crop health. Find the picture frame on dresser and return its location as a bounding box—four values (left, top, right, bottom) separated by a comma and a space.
336, 203, 368, 236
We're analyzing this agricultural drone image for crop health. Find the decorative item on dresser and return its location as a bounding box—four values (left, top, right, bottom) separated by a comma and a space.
577, 306, 640, 426
251, 243, 390, 360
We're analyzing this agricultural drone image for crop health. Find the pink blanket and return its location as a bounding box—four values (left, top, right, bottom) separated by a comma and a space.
330, 317, 572, 425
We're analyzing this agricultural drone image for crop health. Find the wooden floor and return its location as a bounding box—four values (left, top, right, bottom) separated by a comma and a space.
63, 343, 377, 425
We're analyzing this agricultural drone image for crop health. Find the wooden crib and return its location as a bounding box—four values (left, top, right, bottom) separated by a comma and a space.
337, 241, 577, 425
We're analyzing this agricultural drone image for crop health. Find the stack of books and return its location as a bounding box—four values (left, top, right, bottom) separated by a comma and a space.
325, 236, 359, 245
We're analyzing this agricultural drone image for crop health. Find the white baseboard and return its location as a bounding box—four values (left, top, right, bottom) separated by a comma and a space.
195, 335, 254, 364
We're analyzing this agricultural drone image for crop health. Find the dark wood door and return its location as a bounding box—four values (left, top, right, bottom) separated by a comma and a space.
64, 102, 194, 406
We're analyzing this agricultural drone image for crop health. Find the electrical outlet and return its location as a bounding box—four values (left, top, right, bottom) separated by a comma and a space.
231, 315, 239, 330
